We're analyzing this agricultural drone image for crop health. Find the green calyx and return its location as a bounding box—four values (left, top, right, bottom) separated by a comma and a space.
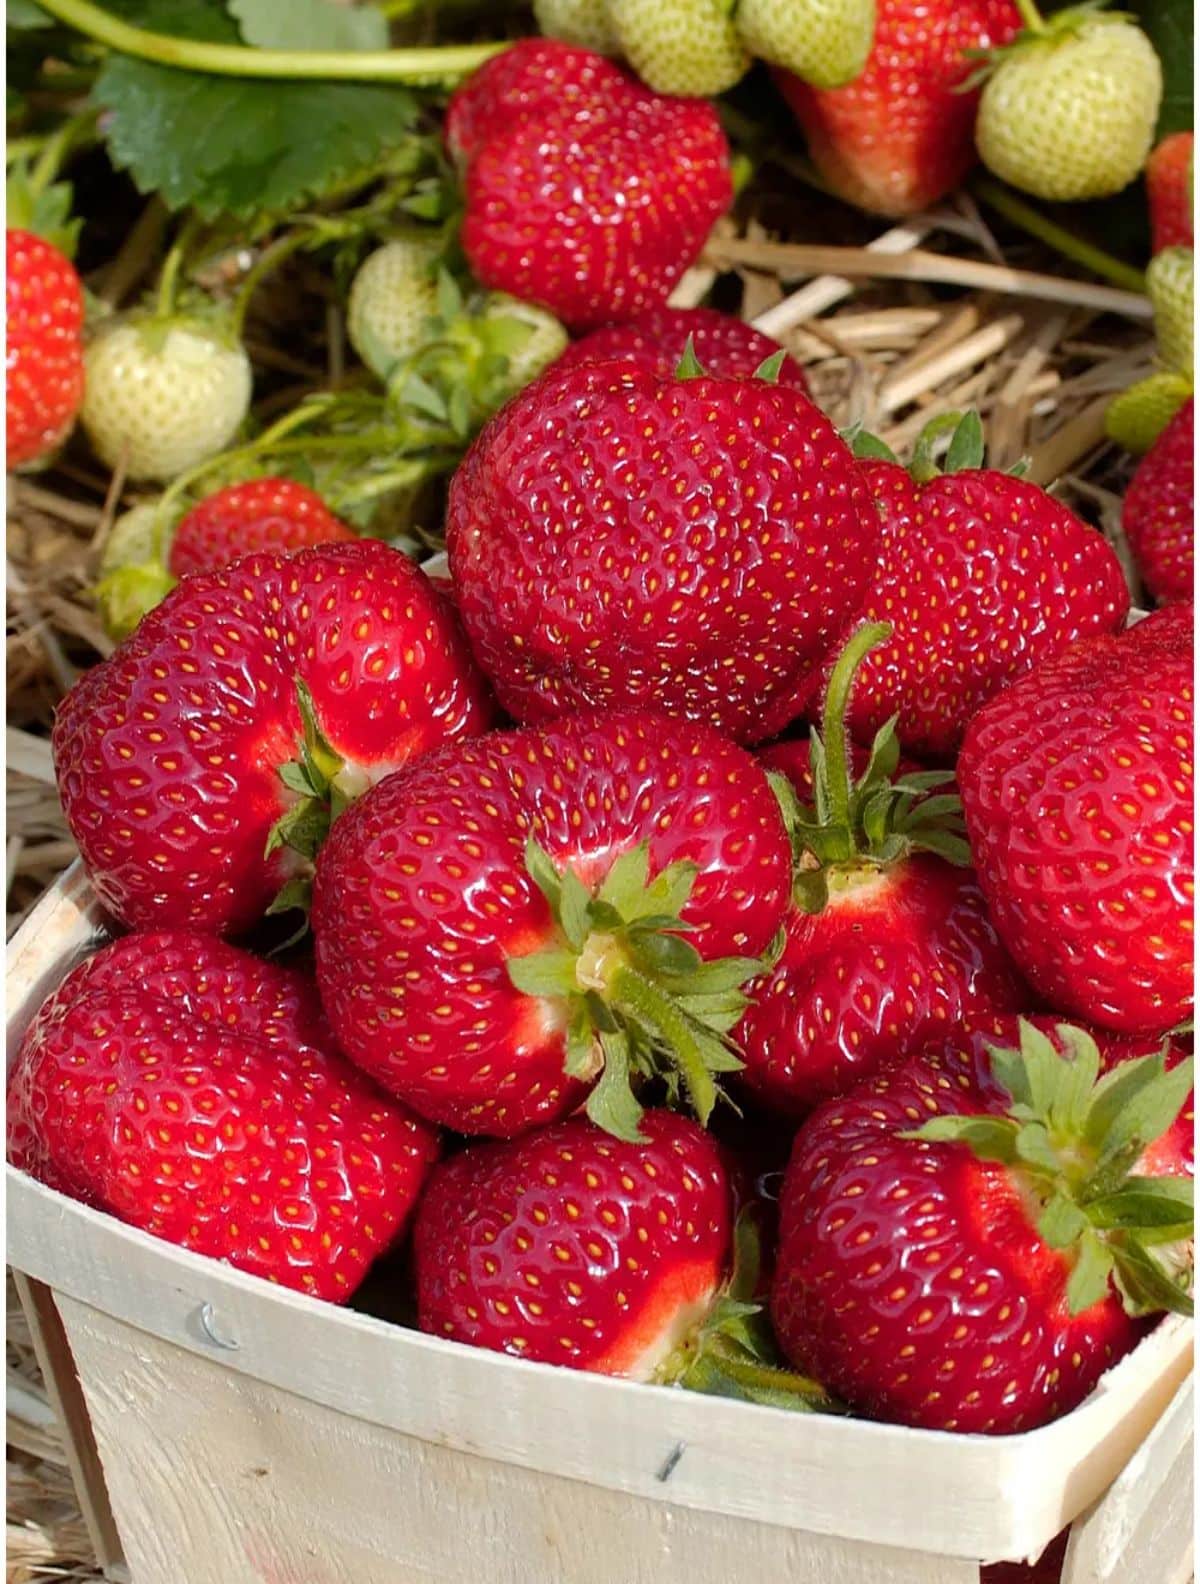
673, 336, 787, 385
506, 838, 774, 1142
907, 1019, 1195, 1319
774, 621, 970, 916
963, 0, 1132, 84
850, 410, 989, 483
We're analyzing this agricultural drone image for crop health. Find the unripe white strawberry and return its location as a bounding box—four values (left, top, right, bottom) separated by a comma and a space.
477, 294, 569, 397
533, 0, 619, 54
735, 0, 874, 89
81, 311, 252, 482
1147, 246, 1194, 380
976, 17, 1162, 203
607, 0, 750, 96
347, 236, 441, 383
92, 500, 177, 640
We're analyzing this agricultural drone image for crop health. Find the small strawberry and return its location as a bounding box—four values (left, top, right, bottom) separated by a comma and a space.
448, 40, 733, 330
551, 304, 809, 390
92, 499, 177, 642
1146, 132, 1194, 255
6, 228, 85, 468
605, 0, 750, 97
827, 412, 1129, 759
81, 307, 252, 482
976, 12, 1162, 203
54, 540, 493, 935
1146, 246, 1193, 382
533, 0, 620, 55
959, 607, 1194, 1035
313, 710, 791, 1139
736, 0, 875, 89
771, 1014, 1194, 1432
347, 235, 441, 384
776, 0, 1022, 216
445, 357, 879, 745
168, 477, 358, 579
1104, 370, 1193, 458
7, 930, 439, 1302
1123, 398, 1194, 605
739, 624, 1025, 1117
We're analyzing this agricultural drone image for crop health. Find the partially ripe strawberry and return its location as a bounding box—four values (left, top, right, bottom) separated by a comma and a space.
6, 228, 85, 468
1123, 398, 1193, 606
7, 931, 439, 1302
1147, 132, 1194, 254
1146, 246, 1193, 380
606, 0, 750, 97
1105, 369, 1193, 458
771, 1015, 1194, 1432
347, 236, 440, 383
976, 17, 1162, 203
169, 477, 357, 578
737, 0, 875, 89
533, 0, 619, 55
552, 304, 809, 390
81, 309, 252, 482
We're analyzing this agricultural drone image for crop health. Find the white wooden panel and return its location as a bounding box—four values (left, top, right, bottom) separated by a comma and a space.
56, 1294, 981, 1584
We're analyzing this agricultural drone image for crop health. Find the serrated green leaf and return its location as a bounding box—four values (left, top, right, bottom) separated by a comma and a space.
598, 844, 651, 913
1050, 1023, 1103, 1132
1084, 1176, 1194, 1230
228, 0, 388, 52
629, 931, 702, 980
904, 1114, 1022, 1163
676, 956, 762, 995
524, 836, 563, 914
564, 1001, 599, 1080
1014, 1121, 1061, 1175
1019, 1019, 1071, 1121
585, 1030, 645, 1143
637, 858, 698, 923
1038, 1192, 1089, 1249
1066, 1229, 1115, 1315
1089, 1052, 1194, 1169
506, 947, 578, 1000
558, 865, 592, 952
278, 761, 318, 796
1112, 1237, 1194, 1318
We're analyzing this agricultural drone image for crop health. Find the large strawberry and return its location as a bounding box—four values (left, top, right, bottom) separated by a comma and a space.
6, 228, 85, 469
168, 477, 358, 579
446, 357, 878, 745
447, 40, 732, 329
771, 1014, 1194, 1433
54, 540, 492, 936
8, 931, 439, 1301
1122, 398, 1193, 606
1146, 132, 1194, 255
827, 414, 1129, 759
552, 304, 809, 390
959, 607, 1194, 1035
776, 0, 1022, 216
313, 710, 791, 1139
739, 624, 1025, 1117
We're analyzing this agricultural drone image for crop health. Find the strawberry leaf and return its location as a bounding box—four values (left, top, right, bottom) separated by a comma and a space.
1066, 1228, 1115, 1315
752, 349, 787, 383
1084, 1176, 1194, 1229
585, 1029, 645, 1143
1112, 1237, 1194, 1318
227, 0, 388, 52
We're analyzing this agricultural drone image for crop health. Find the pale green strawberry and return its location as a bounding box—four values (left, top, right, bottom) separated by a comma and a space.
1106, 371, 1194, 456
977, 17, 1161, 203
736, 0, 874, 89
1147, 246, 1194, 379
476, 293, 569, 398
607, 0, 750, 96
347, 235, 441, 383
92, 500, 177, 640
533, 0, 619, 53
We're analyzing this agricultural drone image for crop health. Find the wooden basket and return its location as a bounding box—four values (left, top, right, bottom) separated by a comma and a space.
6, 866, 1195, 1584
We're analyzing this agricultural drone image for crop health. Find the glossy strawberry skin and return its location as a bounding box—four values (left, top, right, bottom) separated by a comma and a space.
1122, 398, 1193, 605
825, 461, 1129, 758
771, 1014, 1193, 1433
6, 229, 85, 468
776, 0, 1022, 216
959, 609, 1194, 1035
552, 305, 809, 391
7, 932, 439, 1302
169, 478, 357, 579
414, 1110, 730, 1375
450, 40, 732, 330
53, 541, 492, 935
446, 360, 879, 745
313, 711, 791, 1136
1146, 132, 1194, 254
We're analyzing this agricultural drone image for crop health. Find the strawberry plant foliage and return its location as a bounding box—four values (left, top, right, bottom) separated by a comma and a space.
227, 0, 388, 52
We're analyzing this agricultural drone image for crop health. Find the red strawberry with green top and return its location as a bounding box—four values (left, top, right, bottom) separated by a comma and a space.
826, 412, 1130, 759
1147, 132, 1194, 254
446, 357, 879, 745
313, 710, 791, 1140
169, 478, 358, 579
771, 1014, 1194, 1433
6, 228, 85, 468
740, 624, 1025, 1117
776, 0, 1022, 216
959, 606, 1194, 1035
1122, 398, 1193, 606
53, 540, 493, 936
7, 931, 439, 1302
448, 39, 733, 330
552, 305, 809, 391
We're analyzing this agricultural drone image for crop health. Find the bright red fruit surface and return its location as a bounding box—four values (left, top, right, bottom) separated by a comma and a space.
7, 932, 438, 1301
414, 1110, 730, 1375
1146, 132, 1194, 254
552, 305, 809, 391
169, 477, 357, 578
6, 228, 85, 468
446, 359, 879, 744
1122, 397, 1193, 605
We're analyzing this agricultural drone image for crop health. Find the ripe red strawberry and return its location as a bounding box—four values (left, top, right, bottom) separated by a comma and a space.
1122, 397, 1193, 606
959, 607, 1194, 1035
1146, 131, 1193, 254
53, 540, 493, 936
771, 1014, 1194, 1433
6, 228, 85, 468
7, 931, 439, 1301
169, 478, 358, 579
826, 414, 1129, 758
740, 624, 1025, 1117
313, 710, 791, 1139
448, 39, 733, 329
552, 305, 809, 391
446, 358, 879, 745
776, 0, 1022, 216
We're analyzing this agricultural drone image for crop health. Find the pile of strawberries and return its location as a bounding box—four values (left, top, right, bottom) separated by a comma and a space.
6, 33, 1196, 1443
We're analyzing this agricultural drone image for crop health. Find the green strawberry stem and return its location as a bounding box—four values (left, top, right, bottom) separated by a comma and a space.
1013, 0, 1047, 32
970, 177, 1147, 295
231, 231, 313, 339
34, 0, 505, 84
153, 225, 195, 322
821, 620, 892, 834
27, 109, 99, 197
